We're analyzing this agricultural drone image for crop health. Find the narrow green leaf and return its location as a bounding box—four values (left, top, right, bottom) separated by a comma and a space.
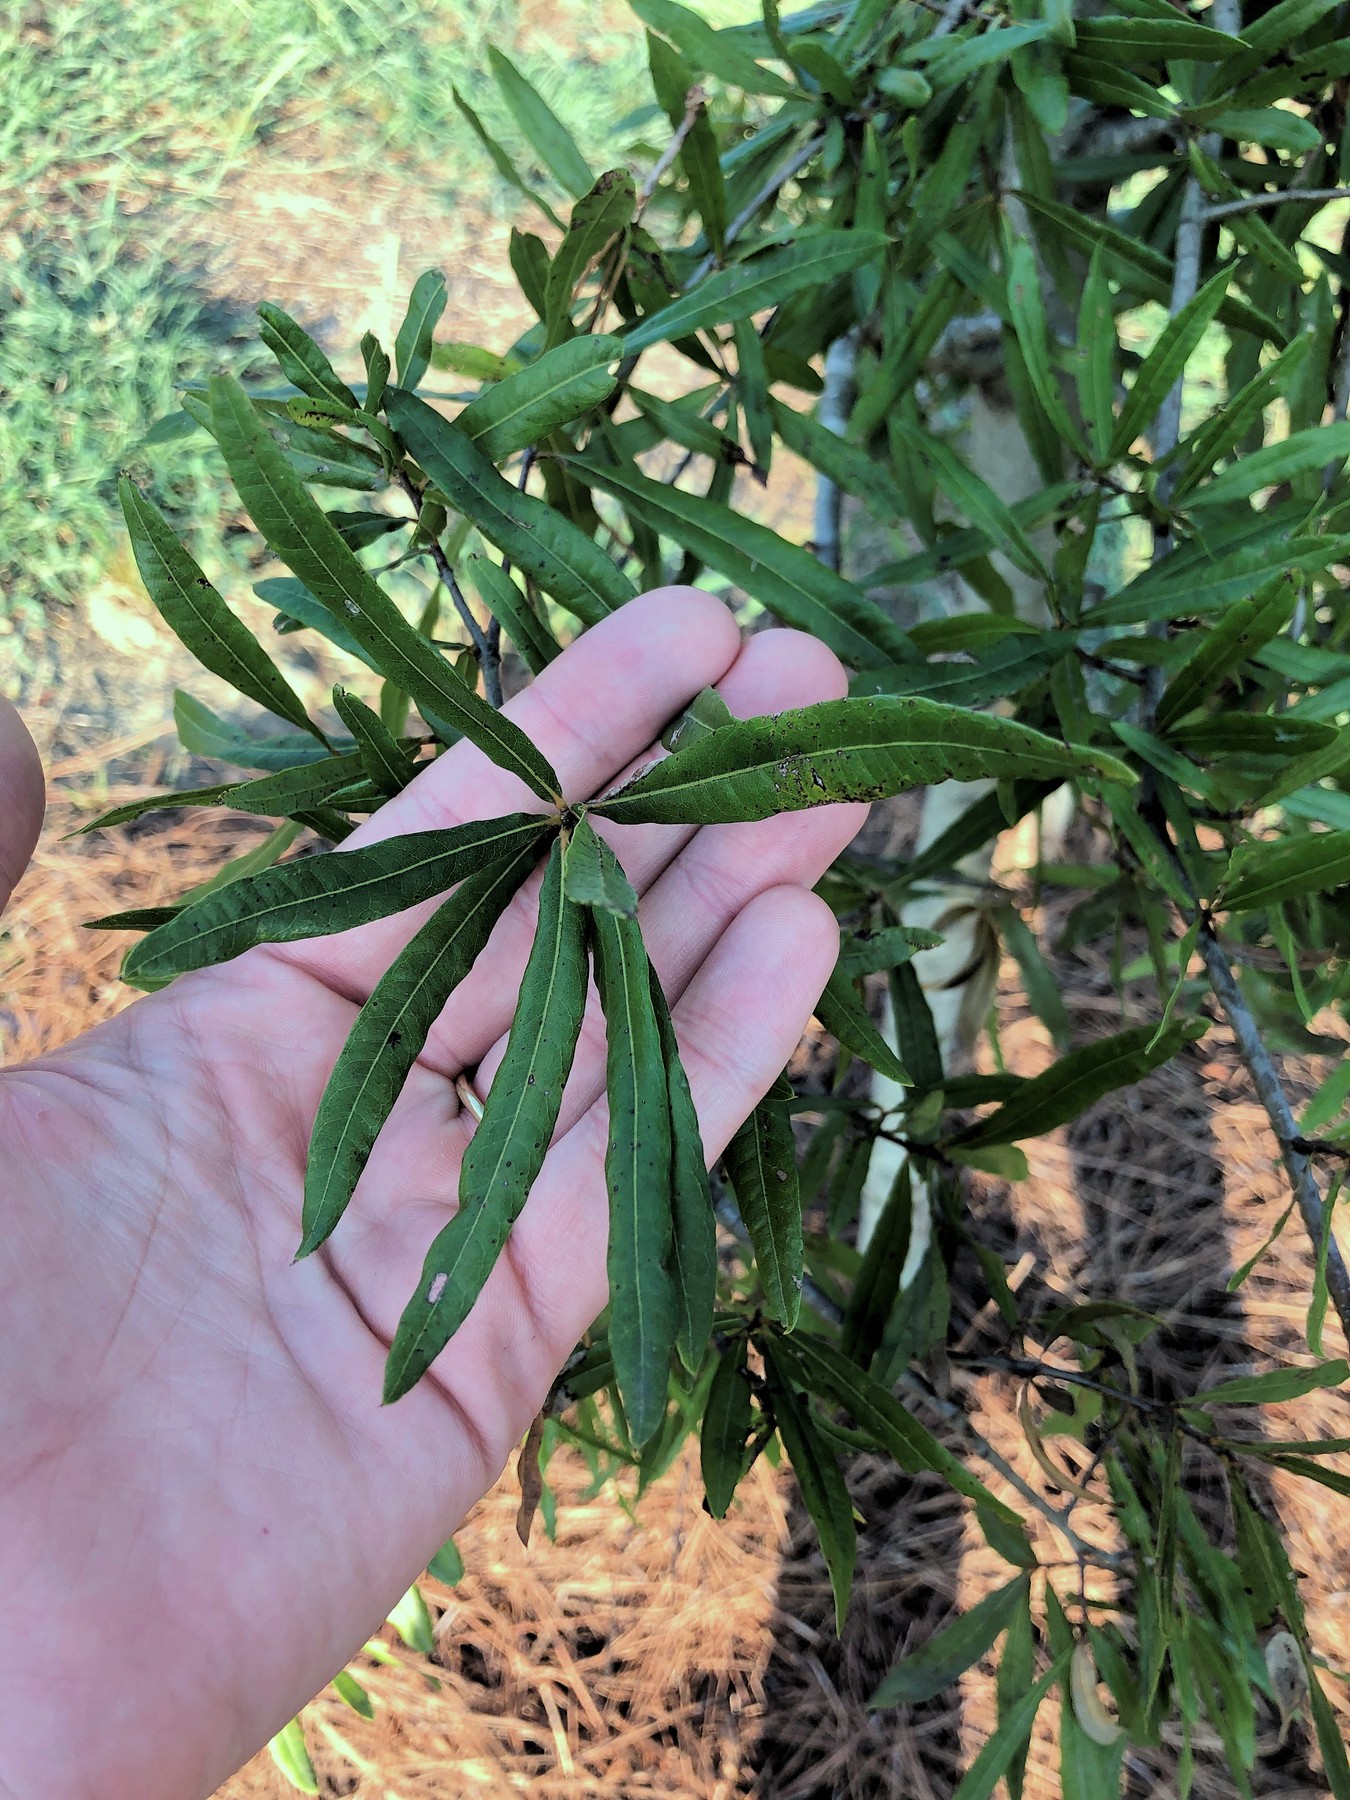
257, 576, 381, 673
998, 907, 1072, 1052
1074, 14, 1244, 58
1221, 829, 1350, 912
563, 815, 638, 917
382, 839, 587, 1401
361, 331, 390, 414
816, 968, 912, 1087
998, 1590, 1037, 1800
1156, 578, 1297, 731
760, 1336, 855, 1633
630, 0, 795, 96
957, 1021, 1206, 1148
841, 1164, 913, 1368
593, 889, 678, 1445
394, 270, 448, 392
623, 232, 889, 355
388, 389, 634, 626
331, 1670, 375, 1718
571, 453, 913, 668
648, 959, 717, 1371
1076, 245, 1116, 464
210, 375, 559, 800
1191, 422, 1350, 509
770, 396, 908, 527
1110, 265, 1233, 459
783, 1332, 1019, 1518
457, 336, 621, 462
890, 420, 1049, 580
1187, 1358, 1348, 1410
724, 1084, 803, 1329
593, 697, 1132, 828
545, 174, 635, 348
488, 45, 594, 198
662, 684, 734, 753
837, 925, 940, 979
872, 1574, 1031, 1708
451, 86, 564, 230
123, 813, 549, 984
1170, 334, 1312, 503
953, 1656, 1069, 1800
853, 635, 1072, 711
331, 686, 415, 796
300, 841, 540, 1257
733, 318, 773, 475
386, 1584, 435, 1655
268, 1719, 319, 1794
1007, 238, 1084, 456
258, 302, 357, 410
1249, 720, 1350, 809
1091, 532, 1347, 627
119, 480, 319, 740
427, 1537, 465, 1584
701, 1337, 753, 1518
466, 556, 561, 676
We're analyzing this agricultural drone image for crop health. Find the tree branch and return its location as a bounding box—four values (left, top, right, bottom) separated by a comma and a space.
1199, 186, 1350, 223
638, 85, 705, 207
395, 470, 503, 709
1199, 924, 1350, 1343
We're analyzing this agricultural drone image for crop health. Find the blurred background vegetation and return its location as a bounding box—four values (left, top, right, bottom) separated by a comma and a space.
0, 0, 753, 687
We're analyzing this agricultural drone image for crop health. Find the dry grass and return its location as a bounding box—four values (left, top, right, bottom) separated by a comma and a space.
3, 763, 1348, 1800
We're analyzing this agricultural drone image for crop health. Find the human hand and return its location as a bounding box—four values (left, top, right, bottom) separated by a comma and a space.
0, 590, 864, 1800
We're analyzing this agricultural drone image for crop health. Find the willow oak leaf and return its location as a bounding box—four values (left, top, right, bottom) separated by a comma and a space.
591, 884, 678, 1446
382, 838, 588, 1403
208, 373, 560, 804
299, 838, 544, 1259
122, 813, 551, 985
590, 696, 1133, 828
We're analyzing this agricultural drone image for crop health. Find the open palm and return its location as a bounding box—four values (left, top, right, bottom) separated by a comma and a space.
0, 590, 864, 1800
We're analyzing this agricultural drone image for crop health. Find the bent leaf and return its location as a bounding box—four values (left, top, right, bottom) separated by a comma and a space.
210, 375, 560, 801
593, 884, 677, 1446
331, 687, 415, 796
816, 968, 912, 1086
563, 815, 638, 917
123, 813, 550, 983
488, 45, 595, 199
466, 557, 561, 675
457, 335, 622, 462
593, 697, 1132, 827
623, 232, 889, 355
394, 269, 447, 392
648, 960, 716, 1371
724, 1082, 803, 1329
956, 1021, 1206, 1148
572, 454, 914, 669
257, 302, 357, 411
119, 480, 320, 741
1221, 830, 1350, 912
386, 388, 634, 625
382, 838, 587, 1401
872, 1574, 1031, 1708
701, 1337, 752, 1519
760, 1336, 855, 1633
300, 841, 540, 1257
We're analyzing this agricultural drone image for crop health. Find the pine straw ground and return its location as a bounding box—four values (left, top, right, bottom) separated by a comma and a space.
4, 764, 1349, 1800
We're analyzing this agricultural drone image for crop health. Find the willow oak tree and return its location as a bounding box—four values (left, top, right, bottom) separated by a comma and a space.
100, 0, 1350, 1789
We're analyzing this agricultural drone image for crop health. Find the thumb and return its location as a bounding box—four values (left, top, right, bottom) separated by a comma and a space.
0, 697, 44, 914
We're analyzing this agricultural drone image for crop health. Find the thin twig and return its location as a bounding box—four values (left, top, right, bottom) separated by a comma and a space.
395, 470, 502, 708
1199, 924, 1350, 1343
1199, 186, 1350, 223
711, 1181, 1123, 1567
638, 86, 705, 207
687, 132, 823, 288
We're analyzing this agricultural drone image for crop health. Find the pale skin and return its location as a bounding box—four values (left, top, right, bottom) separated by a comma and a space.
0, 589, 865, 1800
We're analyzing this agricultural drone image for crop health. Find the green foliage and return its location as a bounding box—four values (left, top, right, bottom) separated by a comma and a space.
88, 0, 1350, 1787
